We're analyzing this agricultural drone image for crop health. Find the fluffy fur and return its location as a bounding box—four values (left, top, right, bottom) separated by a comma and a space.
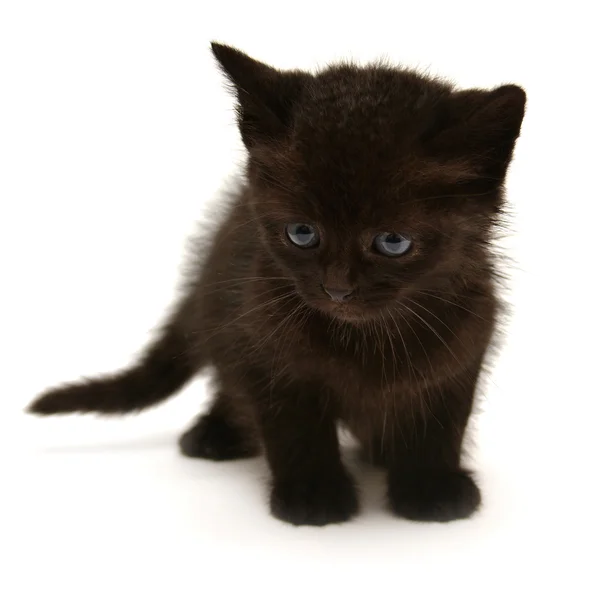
29, 43, 526, 526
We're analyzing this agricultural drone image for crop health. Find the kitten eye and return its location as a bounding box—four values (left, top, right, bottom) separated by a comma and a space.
373, 232, 412, 257
286, 223, 319, 248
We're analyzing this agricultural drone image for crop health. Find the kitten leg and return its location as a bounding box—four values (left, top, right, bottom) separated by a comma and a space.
257, 383, 358, 526
179, 393, 260, 461
386, 360, 483, 522
359, 438, 388, 468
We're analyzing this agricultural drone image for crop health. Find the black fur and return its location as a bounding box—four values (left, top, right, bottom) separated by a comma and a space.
29, 43, 525, 526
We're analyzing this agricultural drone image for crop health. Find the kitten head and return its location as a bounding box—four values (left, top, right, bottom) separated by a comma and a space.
212, 43, 525, 322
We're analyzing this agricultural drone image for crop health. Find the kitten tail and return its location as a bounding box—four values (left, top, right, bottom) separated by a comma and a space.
28, 327, 198, 415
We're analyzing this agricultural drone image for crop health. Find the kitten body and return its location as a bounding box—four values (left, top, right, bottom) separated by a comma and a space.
30, 44, 525, 525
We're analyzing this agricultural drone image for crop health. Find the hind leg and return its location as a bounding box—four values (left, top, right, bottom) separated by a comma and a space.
179, 392, 260, 460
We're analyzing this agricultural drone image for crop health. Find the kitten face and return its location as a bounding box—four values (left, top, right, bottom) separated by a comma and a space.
211, 45, 525, 322
246, 75, 496, 322
263, 219, 440, 322
251, 160, 471, 322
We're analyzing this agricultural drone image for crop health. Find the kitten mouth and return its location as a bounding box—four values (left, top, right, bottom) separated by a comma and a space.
316, 300, 365, 322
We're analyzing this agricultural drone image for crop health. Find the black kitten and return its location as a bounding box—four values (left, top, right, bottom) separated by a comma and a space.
30, 43, 525, 526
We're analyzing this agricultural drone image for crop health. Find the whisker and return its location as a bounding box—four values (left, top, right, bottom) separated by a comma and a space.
412, 290, 486, 320
393, 307, 443, 430
399, 302, 461, 365
203, 291, 298, 341
201, 276, 291, 290
405, 297, 472, 352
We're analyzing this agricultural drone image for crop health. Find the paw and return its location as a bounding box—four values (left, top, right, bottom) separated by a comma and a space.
388, 469, 481, 522
270, 468, 359, 526
178, 414, 259, 461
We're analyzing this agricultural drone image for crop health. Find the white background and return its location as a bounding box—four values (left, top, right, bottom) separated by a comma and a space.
1, 1, 598, 598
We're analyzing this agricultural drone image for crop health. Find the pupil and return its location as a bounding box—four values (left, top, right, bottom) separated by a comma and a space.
297, 225, 311, 235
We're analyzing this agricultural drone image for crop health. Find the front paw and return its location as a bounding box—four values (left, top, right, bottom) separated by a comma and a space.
388, 469, 481, 522
270, 468, 359, 526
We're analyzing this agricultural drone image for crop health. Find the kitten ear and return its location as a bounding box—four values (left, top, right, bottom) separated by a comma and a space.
432, 84, 526, 186
211, 43, 308, 147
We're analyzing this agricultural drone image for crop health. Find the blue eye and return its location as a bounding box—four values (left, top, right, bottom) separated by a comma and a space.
373, 232, 412, 256
286, 223, 319, 248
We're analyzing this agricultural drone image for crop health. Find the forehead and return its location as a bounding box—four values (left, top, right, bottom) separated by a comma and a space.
298, 66, 441, 135
279, 68, 448, 228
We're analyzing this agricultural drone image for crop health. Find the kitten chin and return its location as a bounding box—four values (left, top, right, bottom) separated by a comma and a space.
29, 42, 524, 526
317, 302, 384, 324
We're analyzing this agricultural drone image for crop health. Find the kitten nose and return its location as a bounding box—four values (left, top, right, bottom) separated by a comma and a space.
322, 285, 355, 302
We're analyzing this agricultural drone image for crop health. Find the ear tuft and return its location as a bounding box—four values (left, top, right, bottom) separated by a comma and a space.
209, 42, 308, 148
430, 84, 526, 186
470, 84, 526, 139
210, 42, 277, 92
